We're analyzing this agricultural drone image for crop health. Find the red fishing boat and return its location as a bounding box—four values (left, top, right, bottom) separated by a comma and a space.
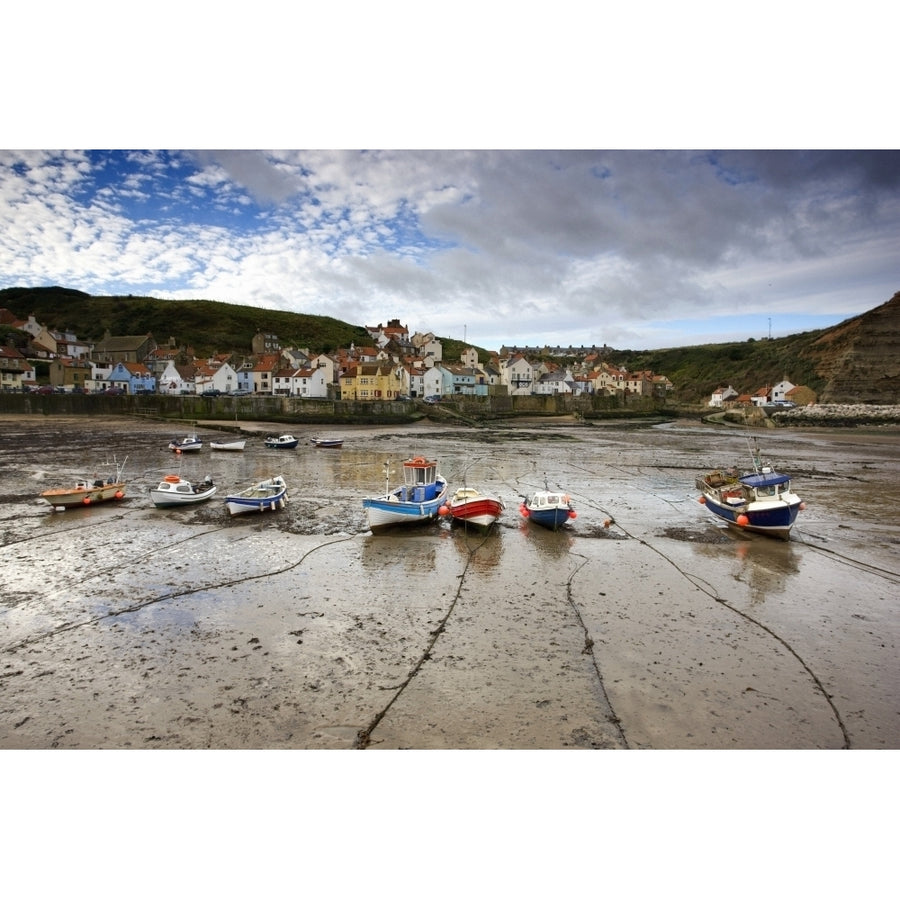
441, 487, 504, 530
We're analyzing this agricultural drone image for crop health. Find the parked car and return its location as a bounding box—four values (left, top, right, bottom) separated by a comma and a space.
103, 387, 124, 395
423, 395, 442, 404
202, 388, 222, 396
230, 389, 252, 396
36, 385, 55, 394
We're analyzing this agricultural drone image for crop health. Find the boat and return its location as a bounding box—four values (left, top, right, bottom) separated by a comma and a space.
149, 474, 217, 508
310, 437, 344, 449
40, 456, 128, 510
210, 439, 246, 451
362, 456, 449, 531
225, 475, 289, 516
696, 440, 804, 540
264, 434, 299, 449
519, 487, 577, 530
169, 435, 202, 452
440, 486, 504, 530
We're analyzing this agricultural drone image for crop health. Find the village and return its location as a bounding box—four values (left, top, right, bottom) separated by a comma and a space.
2, 309, 822, 410
0, 312, 688, 404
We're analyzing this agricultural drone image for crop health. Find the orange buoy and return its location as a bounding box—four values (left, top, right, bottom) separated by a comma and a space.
698, 495, 706, 504
164, 475, 180, 483
799, 502, 806, 510
82, 497, 91, 505
603, 519, 611, 528
438, 505, 449, 516
175, 448, 182, 455
568, 509, 577, 519
115, 491, 124, 499
736, 514, 749, 527
520, 504, 529, 517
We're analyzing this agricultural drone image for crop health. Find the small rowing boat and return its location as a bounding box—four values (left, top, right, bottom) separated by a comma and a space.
210, 439, 246, 451
225, 475, 289, 516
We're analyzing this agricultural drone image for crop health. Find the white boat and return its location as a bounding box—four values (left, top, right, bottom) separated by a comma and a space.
40, 456, 128, 510
210, 439, 246, 451
169, 435, 202, 452
225, 475, 289, 516
310, 437, 344, 449
264, 434, 299, 449
362, 456, 448, 532
149, 474, 217, 508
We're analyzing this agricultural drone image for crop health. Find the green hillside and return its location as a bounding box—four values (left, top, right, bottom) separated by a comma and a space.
612, 332, 827, 403
0, 286, 373, 356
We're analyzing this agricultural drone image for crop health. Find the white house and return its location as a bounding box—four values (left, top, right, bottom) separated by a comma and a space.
708, 385, 739, 407
422, 366, 444, 397
159, 361, 196, 395
503, 355, 536, 395
195, 362, 239, 394
534, 368, 574, 395
771, 379, 796, 403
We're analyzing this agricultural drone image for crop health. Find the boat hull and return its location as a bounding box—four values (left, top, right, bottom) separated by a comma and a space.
524, 506, 573, 530
311, 439, 343, 449
210, 440, 245, 451
41, 482, 127, 509
363, 479, 448, 531
225, 476, 288, 516
701, 492, 801, 540
264, 438, 299, 449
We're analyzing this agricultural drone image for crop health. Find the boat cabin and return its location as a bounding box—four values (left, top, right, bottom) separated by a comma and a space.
741, 469, 792, 500
399, 457, 440, 502
531, 492, 569, 509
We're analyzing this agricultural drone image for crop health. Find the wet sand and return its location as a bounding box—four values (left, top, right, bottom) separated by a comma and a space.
1, 414, 897, 749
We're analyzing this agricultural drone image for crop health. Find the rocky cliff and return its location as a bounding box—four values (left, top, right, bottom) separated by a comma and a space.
801, 291, 900, 403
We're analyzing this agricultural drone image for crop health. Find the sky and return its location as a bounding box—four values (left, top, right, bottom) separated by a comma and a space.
2, 8, 897, 357
2, 148, 897, 353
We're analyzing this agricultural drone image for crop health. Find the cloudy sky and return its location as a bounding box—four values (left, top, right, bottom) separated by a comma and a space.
1, 148, 897, 352
3, 6, 897, 354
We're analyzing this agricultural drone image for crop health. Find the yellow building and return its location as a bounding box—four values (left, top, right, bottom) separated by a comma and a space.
340, 363, 407, 400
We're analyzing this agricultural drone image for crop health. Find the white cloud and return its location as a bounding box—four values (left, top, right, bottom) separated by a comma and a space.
0, 149, 897, 350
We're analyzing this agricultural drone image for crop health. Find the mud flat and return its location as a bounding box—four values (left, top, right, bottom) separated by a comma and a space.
1, 415, 898, 750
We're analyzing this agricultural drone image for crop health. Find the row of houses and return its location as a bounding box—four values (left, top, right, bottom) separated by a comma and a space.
1, 310, 673, 401
708, 379, 817, 408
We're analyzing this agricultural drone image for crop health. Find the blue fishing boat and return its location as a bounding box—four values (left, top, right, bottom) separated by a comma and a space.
362, 456, 448, 532
696, 440, 804, 540
519, 487, 577, 530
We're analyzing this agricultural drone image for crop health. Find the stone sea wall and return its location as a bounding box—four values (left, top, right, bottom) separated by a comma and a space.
771, 404, 900, 426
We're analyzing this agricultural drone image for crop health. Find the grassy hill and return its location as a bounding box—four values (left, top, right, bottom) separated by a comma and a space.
2, 285, 898, 404
611, 332, 828, 403
0, 286, 373, 356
